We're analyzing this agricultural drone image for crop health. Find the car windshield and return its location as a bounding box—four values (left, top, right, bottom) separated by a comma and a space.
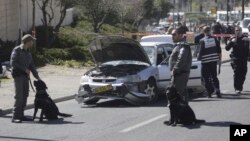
141, 46, 155, 64
243, 19, 250, 28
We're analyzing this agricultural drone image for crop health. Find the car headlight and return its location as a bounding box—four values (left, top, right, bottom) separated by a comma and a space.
119, 74, 141, 83
80, 76, 89, 84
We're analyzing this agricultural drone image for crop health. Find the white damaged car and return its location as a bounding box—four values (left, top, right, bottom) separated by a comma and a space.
75, 36, 160, 105
75, 36, 203, 105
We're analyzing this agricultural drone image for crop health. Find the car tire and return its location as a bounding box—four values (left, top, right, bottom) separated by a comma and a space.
83, 97, 100, 105
144, 78, 158, 104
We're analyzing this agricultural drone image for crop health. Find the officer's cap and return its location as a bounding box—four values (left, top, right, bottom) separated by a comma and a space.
22, 34, 36, 43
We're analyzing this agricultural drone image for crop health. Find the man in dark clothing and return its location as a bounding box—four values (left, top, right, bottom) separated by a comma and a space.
10, 34, 41, 123
198, 26, 222, 98
212, 20, 222, 41
169, 27, 192, 103
225, 26, 249, 94
193, 24, 205, 57
179, 21, 189, 34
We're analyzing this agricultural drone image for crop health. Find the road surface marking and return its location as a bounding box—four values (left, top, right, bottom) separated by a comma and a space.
120, 114, 167, 133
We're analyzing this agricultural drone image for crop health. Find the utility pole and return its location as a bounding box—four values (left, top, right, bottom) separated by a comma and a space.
32, 0, 36, 49
242, 0, 245, 20
215, 0, 218, 19
227, 0, 229, 25
190, 0, 192, 12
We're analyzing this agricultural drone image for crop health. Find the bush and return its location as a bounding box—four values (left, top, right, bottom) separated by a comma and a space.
53, 27, 96, 48
35, 26, 54, 47
0, 40, 17, 62
43, 48, 70, 61
33, 53, 47, 67
40, 46, 92, 65
66, 47, 91, 61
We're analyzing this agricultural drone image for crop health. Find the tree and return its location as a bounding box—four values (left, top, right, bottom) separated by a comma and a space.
124, 0, 154, 30
54, 0, 77, 32
152, 0, 173, 24
78, 0, 116, 33
35, 0, 77, 46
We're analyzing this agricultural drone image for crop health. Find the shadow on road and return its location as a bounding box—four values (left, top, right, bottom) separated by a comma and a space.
0, 115, 84, 125
0, 136, 56, 141
168, 121, 242, 130
203, 121, 242, 127
80, 96, 168, 108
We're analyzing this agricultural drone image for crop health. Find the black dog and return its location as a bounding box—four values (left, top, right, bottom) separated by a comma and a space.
33, 80, 72, 122
165, 85, 205, 126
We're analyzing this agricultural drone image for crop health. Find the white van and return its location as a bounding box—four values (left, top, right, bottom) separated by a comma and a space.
240, 18, 250, 35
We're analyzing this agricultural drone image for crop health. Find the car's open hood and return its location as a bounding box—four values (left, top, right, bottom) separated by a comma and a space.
89, 36, 151, 65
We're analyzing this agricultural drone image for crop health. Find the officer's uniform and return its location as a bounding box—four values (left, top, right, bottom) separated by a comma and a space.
225, 35, 249, 92
169, 41, 192, 103
193, 33, 205, 57
198, 35, 221, 97
10, 44, 39, 119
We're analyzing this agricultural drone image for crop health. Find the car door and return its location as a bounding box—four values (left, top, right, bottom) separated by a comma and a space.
187, 59, 202, 87
157, 45, 172, 90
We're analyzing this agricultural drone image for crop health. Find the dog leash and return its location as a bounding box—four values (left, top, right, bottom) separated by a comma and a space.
29, 77, 36, 92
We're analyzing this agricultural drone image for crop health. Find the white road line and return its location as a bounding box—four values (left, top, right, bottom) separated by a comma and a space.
120, 114, 167, 133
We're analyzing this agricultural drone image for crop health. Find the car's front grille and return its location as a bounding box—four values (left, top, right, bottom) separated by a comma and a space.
92, 79, 116, 83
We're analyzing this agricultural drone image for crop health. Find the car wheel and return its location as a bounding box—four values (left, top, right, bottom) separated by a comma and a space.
144, 79, 158, 103
83, 97, 100, 105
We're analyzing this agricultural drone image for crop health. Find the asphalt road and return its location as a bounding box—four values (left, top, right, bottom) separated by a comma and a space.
0, 62, 250, 141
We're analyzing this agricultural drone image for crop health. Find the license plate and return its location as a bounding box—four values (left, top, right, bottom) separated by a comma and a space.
94, 85, 112, 94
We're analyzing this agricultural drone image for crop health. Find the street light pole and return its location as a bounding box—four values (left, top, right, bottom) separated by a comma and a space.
242, 0, 245, 20
227, 0, 229, 25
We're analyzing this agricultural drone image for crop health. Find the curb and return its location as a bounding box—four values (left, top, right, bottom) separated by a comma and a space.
0, 95, 75, 116
0, 59, 231, 116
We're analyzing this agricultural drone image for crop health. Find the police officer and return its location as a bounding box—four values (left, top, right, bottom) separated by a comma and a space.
193, 24, 205, 57
225, 26, 249, 94
198, 26, 222, 98
169, 27, 192, 103
10, 34, 41, 123
212, 20, 222, 42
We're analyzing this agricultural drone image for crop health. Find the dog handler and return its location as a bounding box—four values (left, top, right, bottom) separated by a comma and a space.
10, 34, 40, 123
169, 27, 192, 104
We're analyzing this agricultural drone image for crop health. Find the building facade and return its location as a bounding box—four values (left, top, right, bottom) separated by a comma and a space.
0, 0, 73, 41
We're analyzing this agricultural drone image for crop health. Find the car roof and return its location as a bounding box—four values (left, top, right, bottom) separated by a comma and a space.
140, 42, 173, 47
140, 35, 173, 43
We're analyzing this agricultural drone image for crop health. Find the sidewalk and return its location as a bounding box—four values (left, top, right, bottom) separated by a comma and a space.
0, 45, 231, 116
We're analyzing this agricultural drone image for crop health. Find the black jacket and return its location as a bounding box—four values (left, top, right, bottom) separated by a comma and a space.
225, 35, 249, 61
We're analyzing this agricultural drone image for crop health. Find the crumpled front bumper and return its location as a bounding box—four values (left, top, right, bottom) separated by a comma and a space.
75, 83, 149, 105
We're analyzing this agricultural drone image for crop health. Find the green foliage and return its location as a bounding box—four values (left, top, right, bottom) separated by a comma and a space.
32, 53, 47, 67
0, 40, 16, 62
100, 24, 122, 34
35, 26, 54, 47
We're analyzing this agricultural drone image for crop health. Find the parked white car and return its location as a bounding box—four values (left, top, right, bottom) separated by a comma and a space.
239, 18, 250, 35
140, 42, 203, 93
